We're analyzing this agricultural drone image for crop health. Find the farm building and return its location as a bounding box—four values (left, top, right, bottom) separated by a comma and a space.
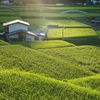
3, 19, 44, 42
30, 29, 45, 41
91, 0, 100, 4
92, 16, 100, 23
0, 0, 10, 5
91, 16, 100, 30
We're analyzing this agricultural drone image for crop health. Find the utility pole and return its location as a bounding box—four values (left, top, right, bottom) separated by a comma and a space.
62, 25, 64, 40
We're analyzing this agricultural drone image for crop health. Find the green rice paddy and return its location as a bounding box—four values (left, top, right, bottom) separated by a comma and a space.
0, 5, 100, 100
47, 28, 97, 39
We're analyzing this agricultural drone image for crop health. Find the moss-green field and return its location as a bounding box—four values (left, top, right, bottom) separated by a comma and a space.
0, 39, 100, 100
0, 5, 100, 31
0, 4, 100, 100
47, 28, 97, 39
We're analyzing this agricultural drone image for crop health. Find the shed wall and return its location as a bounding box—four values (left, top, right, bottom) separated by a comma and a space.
26, 34, 35, 41
9, 23, 28, 32
9, 34, 19, 38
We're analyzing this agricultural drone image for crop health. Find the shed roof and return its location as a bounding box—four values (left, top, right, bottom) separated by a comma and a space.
37, 33, 45, 36
30, 29, 45, 36
92, 16, 100, 23
0, 33, 4, 35
94, 16, 100, 21
3, 19, 30, 26
6, 29, 37, 37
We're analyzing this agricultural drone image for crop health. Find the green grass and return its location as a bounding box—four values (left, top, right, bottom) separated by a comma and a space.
24, 18, 56, 31
1, 5, 99, 32
0, 44, 95, 80
10, 5, 47, 10
0, 26, 4, 31
0, 16, 22, 31
4, 5, 100, 19
18, 12, 64, 17
0, 11, 15, 15
1, 5, 100, 100
0, 40, 9, 46
65, 36, 100, 46
0, 6, 22, 31
47, 6, 100, 10
10, 40, 74, 49
0, 16, 22, 23
10, 6, 100, 20
39, 45, 100, 73
24, 19, 89, 31
49, 19, 89, 26
97, 31, 100, 36
17, 11, 100, 18
0, 5, 8, 8
0, 6, 16, 16
0, 69, 100, 100
0, 93, 15, 100
61, 13, 100, 18
10, 6, 100, 10
68, 74, 100, 92
47, 28, 97, 39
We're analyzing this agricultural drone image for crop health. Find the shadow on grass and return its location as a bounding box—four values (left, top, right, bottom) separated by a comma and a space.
64, 36, 100, 47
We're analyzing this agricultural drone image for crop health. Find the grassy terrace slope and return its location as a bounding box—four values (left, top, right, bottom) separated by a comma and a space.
10, 40, 100, 77
1, 5, 99, 31
0, 40, 9, 46
39, 45, 100, 73
17, 12, 100, 18
47, 28, 97, 39
0, 16, 22, 23
22, 19, 88, 31
0, 16, 22, 31
10, 40, 74, 49
68, 74, 100, 92
47, 6, 100, 10
0, 42, 94, 80
0, 69, 100, 100
24, 18, 56, 31
10, 5, 100, 19
49, 19, 88, 26
0, 10, 15, 16
0, 17, 23, 31
0, 5, 100, 100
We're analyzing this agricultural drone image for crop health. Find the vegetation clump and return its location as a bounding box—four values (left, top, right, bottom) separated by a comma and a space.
0, 69, 100, 100
0, 40, 9, 46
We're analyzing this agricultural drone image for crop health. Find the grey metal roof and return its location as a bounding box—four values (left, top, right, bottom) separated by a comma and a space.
0, 33, 4, 35
6, 29, 37, 37
92, 16, 100, 22
30, 29, 45, 36
95, 16, 100, 21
